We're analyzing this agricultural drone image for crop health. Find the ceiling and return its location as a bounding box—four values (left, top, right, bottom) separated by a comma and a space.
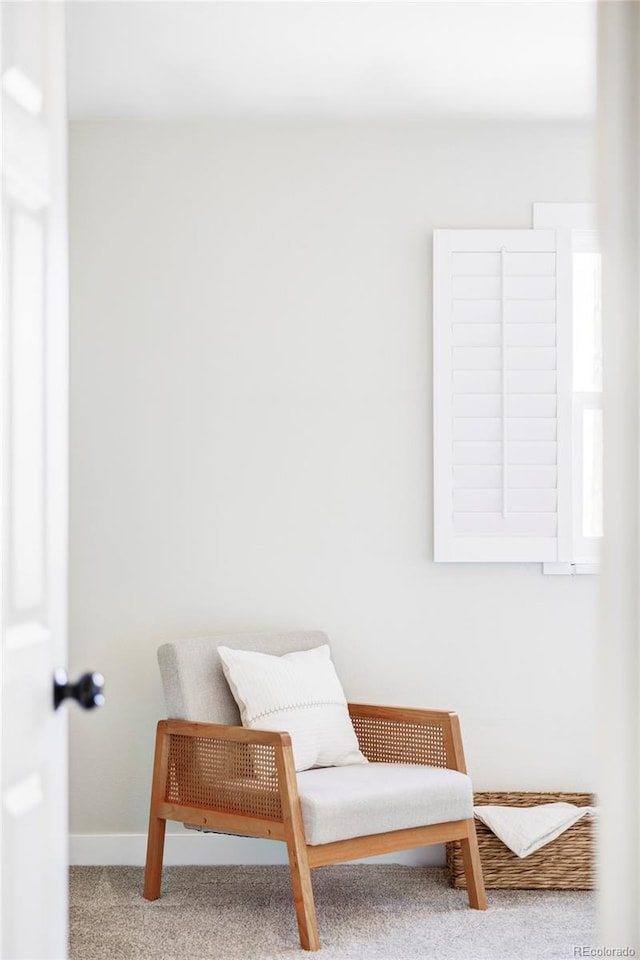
66, 1, 597, 121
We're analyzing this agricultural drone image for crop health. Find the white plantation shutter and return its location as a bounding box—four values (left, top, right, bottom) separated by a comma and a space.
433, 229, 572, 562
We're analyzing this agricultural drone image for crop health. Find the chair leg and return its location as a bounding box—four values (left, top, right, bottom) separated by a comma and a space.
459, 818, 488, 910
276, 742, 320, 950
143, 723, 170, 901
144, 815, 167, 900
286, 840, 320, 951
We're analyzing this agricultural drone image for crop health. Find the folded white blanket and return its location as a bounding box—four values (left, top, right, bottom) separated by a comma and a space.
474, 802, 597, 858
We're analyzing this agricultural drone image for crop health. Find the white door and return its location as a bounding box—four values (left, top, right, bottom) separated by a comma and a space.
2, 4, 69, 957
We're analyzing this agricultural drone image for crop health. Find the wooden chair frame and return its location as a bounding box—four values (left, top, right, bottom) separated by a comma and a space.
144, 703, 487, 951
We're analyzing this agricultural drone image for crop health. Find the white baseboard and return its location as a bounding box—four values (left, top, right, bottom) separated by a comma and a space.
69, 832, 446, 867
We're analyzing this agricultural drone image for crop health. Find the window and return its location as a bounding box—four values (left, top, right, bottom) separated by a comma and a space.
433, 205, 602, 572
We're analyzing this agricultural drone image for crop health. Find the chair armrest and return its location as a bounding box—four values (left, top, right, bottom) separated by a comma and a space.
348, 703, 468, 773
157, 719, 294, 822
162, 718, 291, 748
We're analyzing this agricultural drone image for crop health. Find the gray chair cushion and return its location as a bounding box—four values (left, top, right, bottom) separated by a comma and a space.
296, 762, 473, 845
157, 631, 330, 725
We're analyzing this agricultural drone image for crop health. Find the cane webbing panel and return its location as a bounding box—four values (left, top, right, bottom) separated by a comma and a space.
350, 715, 448, 768
165, 733, 282, 821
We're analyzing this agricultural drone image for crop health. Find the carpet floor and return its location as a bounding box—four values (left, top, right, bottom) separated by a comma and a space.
69, 865, 596, 960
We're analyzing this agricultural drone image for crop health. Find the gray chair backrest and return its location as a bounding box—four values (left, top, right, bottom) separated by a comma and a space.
157, 631, 331, 725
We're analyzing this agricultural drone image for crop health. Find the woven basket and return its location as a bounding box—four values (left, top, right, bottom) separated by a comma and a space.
447, 791, 595, 890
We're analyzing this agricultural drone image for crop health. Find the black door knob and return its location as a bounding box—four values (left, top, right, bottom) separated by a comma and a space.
53, 669, 105, 710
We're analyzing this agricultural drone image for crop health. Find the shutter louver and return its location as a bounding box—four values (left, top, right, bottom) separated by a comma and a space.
433, 229, 572, 562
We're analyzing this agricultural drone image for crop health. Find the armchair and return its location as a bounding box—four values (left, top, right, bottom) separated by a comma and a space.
143, 631, 486, 951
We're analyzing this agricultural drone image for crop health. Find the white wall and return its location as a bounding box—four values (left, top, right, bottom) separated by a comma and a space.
68, 119, 597, 857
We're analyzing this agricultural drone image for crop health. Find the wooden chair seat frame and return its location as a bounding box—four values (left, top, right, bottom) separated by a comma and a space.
144, 703, 487, 951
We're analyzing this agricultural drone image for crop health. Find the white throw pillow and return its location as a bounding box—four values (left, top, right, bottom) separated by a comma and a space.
217, 644, 368, 772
